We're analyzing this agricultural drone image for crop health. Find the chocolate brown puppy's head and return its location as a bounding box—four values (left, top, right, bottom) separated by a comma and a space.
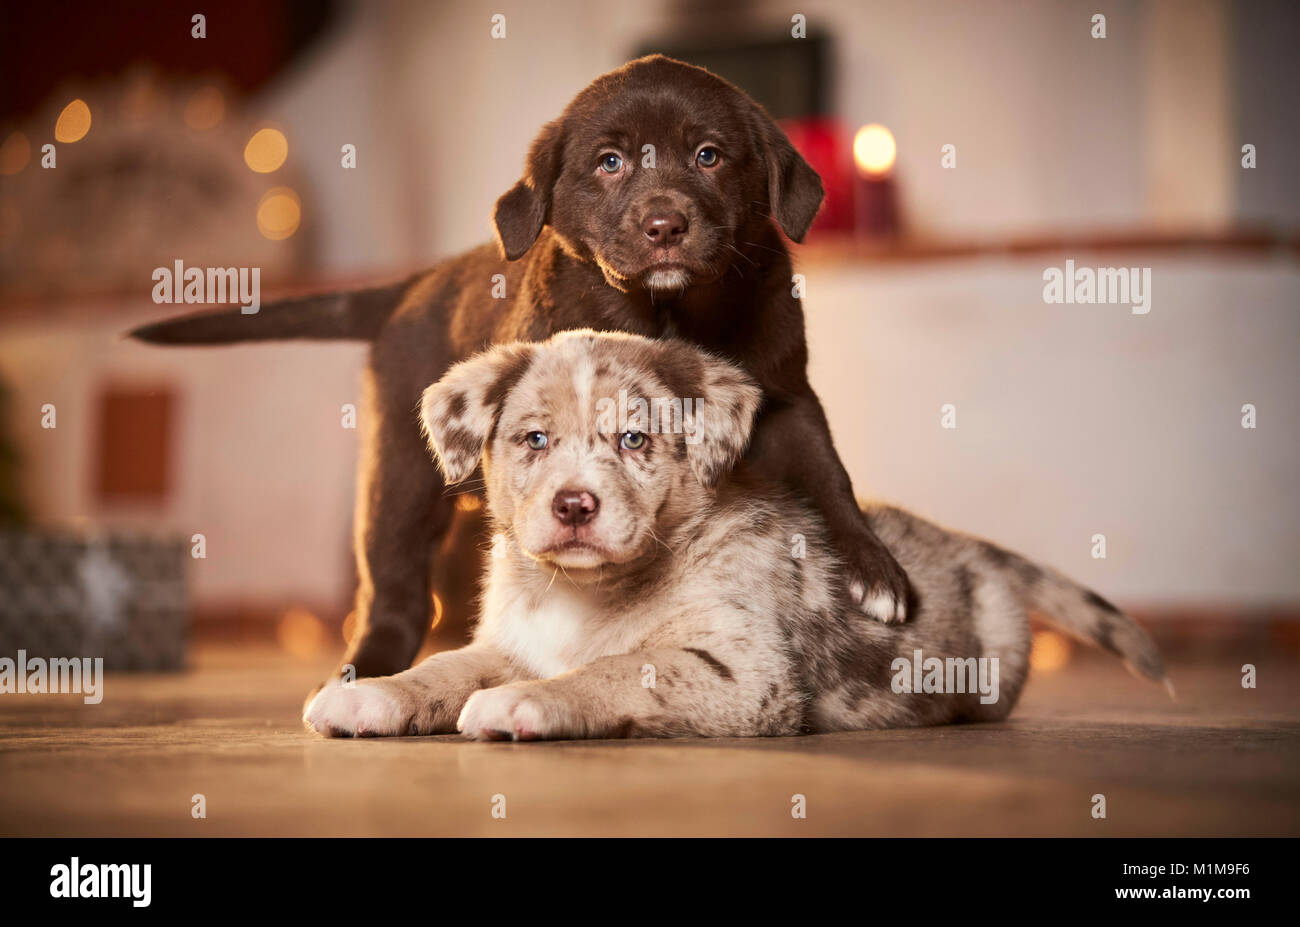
421, 330, 761, 579
493, 55, 823, 294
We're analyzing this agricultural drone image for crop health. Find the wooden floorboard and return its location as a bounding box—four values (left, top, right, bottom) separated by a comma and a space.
1, 645, 1296, 837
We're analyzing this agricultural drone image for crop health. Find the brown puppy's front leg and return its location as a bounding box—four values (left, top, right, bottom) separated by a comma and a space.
338, 373, 455, 681
457, 648, 791, 740
748, 389, 910, 623
304, 644, 522, 737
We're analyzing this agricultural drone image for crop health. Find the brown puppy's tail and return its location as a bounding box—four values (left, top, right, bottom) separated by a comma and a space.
127, 276, 416, 345
983, 542, 1173, 697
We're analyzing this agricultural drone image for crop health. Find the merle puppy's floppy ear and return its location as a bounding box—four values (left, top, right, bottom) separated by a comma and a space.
661, 341, 763, 487
493, 118, 565, 261
420, 343, 536, 484
749, 102, 824, 243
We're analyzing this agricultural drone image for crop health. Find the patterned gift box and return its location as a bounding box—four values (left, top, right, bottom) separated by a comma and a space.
0, 530, 188, 671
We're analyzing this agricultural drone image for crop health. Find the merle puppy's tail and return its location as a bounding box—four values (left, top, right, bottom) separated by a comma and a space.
127, 276, 416, 345
984, 540, 1172, 696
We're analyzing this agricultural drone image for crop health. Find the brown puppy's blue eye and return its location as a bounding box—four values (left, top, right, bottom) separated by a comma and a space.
526, 431, 548, 450
696, 147, 720, 168
619, 431, 646, 451
599, 154, 623, 174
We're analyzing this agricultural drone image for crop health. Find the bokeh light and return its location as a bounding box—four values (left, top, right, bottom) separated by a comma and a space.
455, 494, 482, 512
0, 132, 30, 175
243, 127, 288, 173
54, 99, 92, 143
256, 186, 301, 240
277, 607, 326, 659
1029, 629, 1072, 673
853, 123, 897, 176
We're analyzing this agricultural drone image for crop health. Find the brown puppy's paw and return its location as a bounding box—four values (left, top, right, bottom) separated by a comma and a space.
303, 680, 409, 737
845, 540, 910, 624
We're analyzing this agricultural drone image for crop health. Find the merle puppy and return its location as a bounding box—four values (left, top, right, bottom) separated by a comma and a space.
130, 55, 911, 688
304, 330, 1169, 741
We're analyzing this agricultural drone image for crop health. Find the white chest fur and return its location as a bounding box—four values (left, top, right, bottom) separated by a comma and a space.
478, 573, 645, 679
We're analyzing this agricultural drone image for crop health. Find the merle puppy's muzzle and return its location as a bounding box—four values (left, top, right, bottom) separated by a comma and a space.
552, 490, 599, 527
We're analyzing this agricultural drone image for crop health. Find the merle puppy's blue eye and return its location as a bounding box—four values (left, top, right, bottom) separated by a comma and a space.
619, 431, 646, 451
696, 147, 720, 168
525, 431, 548, 450
599, 153, 623, 173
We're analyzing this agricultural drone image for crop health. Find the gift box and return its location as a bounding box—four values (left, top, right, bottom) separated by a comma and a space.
0, 530, 189, 671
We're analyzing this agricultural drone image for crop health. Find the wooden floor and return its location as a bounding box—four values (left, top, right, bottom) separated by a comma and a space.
1, 645, 1297, 837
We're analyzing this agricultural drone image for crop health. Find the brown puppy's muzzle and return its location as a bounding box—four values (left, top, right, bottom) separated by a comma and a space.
617, 189, 723, 286
641, 207, 689, 248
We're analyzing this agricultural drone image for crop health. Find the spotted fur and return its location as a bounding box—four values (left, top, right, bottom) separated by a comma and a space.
305, 331, 1169, 740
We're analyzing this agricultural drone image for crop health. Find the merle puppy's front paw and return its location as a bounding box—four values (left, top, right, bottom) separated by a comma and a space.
845, 537, 910, 624
303, 680, 409, 737
457, 684, 579, 742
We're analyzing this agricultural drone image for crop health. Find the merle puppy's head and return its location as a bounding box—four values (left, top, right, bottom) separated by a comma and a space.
493, 55, 824, 294
420, 330, 761, 581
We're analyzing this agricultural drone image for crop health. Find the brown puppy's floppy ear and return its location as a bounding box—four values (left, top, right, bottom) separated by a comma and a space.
663, 342, 763, 487
420, 343, 536, 484
750, 103, 824, 243
493, 118, 565, 261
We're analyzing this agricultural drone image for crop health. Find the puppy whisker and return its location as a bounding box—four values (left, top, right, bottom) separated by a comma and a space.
724, 243, 758, 270
646, 527, 676, 557
739, 239, 788, 258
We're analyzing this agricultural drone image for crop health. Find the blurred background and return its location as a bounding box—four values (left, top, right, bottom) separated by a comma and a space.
0, 0, 1297, 672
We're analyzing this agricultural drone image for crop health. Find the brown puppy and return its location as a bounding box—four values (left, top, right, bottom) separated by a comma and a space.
130, 55, 911, 688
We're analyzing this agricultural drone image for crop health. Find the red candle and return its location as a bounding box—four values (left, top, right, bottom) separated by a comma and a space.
852, 124, 901, 238
780, 116, 853, 235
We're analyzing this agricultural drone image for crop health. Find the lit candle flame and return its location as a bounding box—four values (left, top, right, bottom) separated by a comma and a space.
853, 124, 896, 177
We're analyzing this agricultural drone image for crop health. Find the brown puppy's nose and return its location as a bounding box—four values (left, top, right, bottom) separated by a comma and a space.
642, 210, 688, 246
552, 489, 600, 526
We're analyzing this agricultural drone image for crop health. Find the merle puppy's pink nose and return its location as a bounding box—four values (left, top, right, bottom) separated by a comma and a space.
552, 490, 600, 526
642, 210, 688, 246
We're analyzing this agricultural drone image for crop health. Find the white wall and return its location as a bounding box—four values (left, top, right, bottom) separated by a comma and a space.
0, 309, 366, 609
803, 250, 1300, 607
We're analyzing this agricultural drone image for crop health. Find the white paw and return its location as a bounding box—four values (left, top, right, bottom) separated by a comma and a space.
303, 680, 406, 737
855, 584, 906, 624
457, 685, 557, 741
